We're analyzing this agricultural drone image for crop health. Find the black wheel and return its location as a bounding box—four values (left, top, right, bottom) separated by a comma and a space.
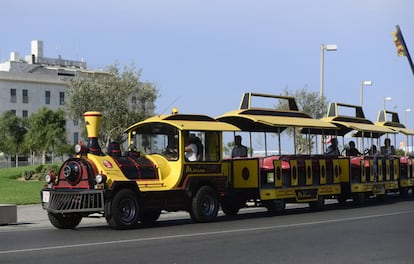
352, 192, 366, 206
190, 186, 219, 223
309, 196, 325, 211
264, 199, 285, 215
399, 187, 409, 198
139, 209, 162, 225
48, 212, 82, 229
337, 194, 348, 205
221, 198, 241, 216
105, 189, 140, 229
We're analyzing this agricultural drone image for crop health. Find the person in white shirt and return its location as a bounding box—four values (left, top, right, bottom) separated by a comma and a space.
184, 132, 198, 161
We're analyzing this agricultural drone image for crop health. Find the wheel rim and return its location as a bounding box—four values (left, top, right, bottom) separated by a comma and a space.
201, 195, 216, 216
119, 198, 137, 223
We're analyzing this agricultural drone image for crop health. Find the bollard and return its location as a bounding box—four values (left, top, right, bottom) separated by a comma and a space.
0, 204, 17, 225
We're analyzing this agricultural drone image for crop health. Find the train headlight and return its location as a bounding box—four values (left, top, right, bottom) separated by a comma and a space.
75, 143, 88, 155
45, 173, 56, 184
95, 174, 107, 184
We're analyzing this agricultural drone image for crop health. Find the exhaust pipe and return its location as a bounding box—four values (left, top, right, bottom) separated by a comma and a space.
84, 111, 102, 154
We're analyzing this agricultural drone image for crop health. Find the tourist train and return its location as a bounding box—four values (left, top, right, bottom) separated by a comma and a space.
41, 92, 414, 229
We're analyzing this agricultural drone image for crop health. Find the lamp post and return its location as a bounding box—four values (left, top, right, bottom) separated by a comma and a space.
359, 80, 372, 107
383, 97, 392, 110
319, 44, 338, 99
319, 44, 337, 154
404, 108, 412, 126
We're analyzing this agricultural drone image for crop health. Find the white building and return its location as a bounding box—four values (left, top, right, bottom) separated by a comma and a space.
0, 40, 108, 147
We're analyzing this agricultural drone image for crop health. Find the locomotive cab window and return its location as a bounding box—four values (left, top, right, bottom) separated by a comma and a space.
130, 123, 179, 161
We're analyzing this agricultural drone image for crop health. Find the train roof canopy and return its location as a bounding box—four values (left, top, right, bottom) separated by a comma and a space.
216, 92, 338, 132
375, 110, 414, 135
322, 102, 396, 137
125, 112, 240, 133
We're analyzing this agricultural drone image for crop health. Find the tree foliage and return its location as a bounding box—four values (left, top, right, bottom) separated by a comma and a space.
277, 86, 328, 154
24, 108, 67, 164
0, 111, 27, 167
66, 63, 158, 147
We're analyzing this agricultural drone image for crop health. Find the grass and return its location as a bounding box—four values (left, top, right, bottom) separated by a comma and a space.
0, 165, 48, 205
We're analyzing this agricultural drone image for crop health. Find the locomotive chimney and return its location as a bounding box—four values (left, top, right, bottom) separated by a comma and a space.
83, 111, 102, 154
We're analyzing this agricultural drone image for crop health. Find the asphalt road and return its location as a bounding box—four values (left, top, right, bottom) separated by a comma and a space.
1, 198, 414, 264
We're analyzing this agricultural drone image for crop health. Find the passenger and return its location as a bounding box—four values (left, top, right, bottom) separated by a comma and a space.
325, 138, 340, 156
380, 138, 396, 156
231, 135, 248, 158
346, 140, 362, 156
184, 132, 198, 161
370, 145, 380, 181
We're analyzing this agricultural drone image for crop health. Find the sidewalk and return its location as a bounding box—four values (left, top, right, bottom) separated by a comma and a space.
0, 204, 107, 231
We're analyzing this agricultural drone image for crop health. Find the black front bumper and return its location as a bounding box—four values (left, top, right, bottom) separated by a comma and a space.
41, 189, 105, 214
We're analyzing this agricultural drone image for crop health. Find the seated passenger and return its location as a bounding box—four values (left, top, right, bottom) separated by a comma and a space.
184, 132, 198, 161
231, 135, 248, 158
370, 145, 380, 181
346, 141, 362, 156
380, 138, 396, 156
325, 138, 340, 156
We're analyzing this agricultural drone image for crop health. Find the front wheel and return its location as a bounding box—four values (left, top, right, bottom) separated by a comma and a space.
190, 186, 219, 223
48, 212, 82, 229
105, 189, 140, 229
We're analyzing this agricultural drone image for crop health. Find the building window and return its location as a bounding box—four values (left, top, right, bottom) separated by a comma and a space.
10, 110, 16, 115
59, 92, 65, 105
73, 132, 79, 144
22, 89, 29, 104
73, 119, 79, 126
45, 91, 51, 105
10, 89, 16, 103
22, 110, 28, 118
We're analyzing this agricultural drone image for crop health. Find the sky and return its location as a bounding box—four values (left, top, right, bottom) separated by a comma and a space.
1, 0, 413, 132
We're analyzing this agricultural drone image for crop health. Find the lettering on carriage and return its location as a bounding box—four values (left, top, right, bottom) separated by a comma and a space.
185, 164, 221, 174
295, 189, 318, 201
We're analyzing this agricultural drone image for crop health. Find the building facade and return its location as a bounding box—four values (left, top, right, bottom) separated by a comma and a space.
0, 40, 107, 154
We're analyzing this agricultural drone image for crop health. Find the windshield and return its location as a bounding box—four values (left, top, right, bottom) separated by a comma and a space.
130, 123, 179, 161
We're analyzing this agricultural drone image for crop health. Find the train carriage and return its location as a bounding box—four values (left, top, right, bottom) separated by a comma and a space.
320, 102, 398, 204
375, 109, 414, 196
216, 93, 342, 214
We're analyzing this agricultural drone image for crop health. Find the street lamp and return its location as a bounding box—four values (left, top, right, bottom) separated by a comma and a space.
404, 108, 412, 126
319, 44, 338, 99
383, 97, 392, 110
359, 80, 372, 107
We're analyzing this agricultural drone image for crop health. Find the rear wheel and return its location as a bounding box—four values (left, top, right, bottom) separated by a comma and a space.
190, 186, 219, 222
48, 212, 82, 229
105, 189, 140, 229
264, 199, 285, 215
309, 196, 325, 211
352, 192, 366, 206
399, 187, 409, 198
221, 198, 241, 216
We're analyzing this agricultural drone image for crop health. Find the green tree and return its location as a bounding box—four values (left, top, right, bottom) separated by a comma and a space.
66, 63, 158, 148
25, 108, 67, 165
277, 86, 328, 154
0, 111, 27, 167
